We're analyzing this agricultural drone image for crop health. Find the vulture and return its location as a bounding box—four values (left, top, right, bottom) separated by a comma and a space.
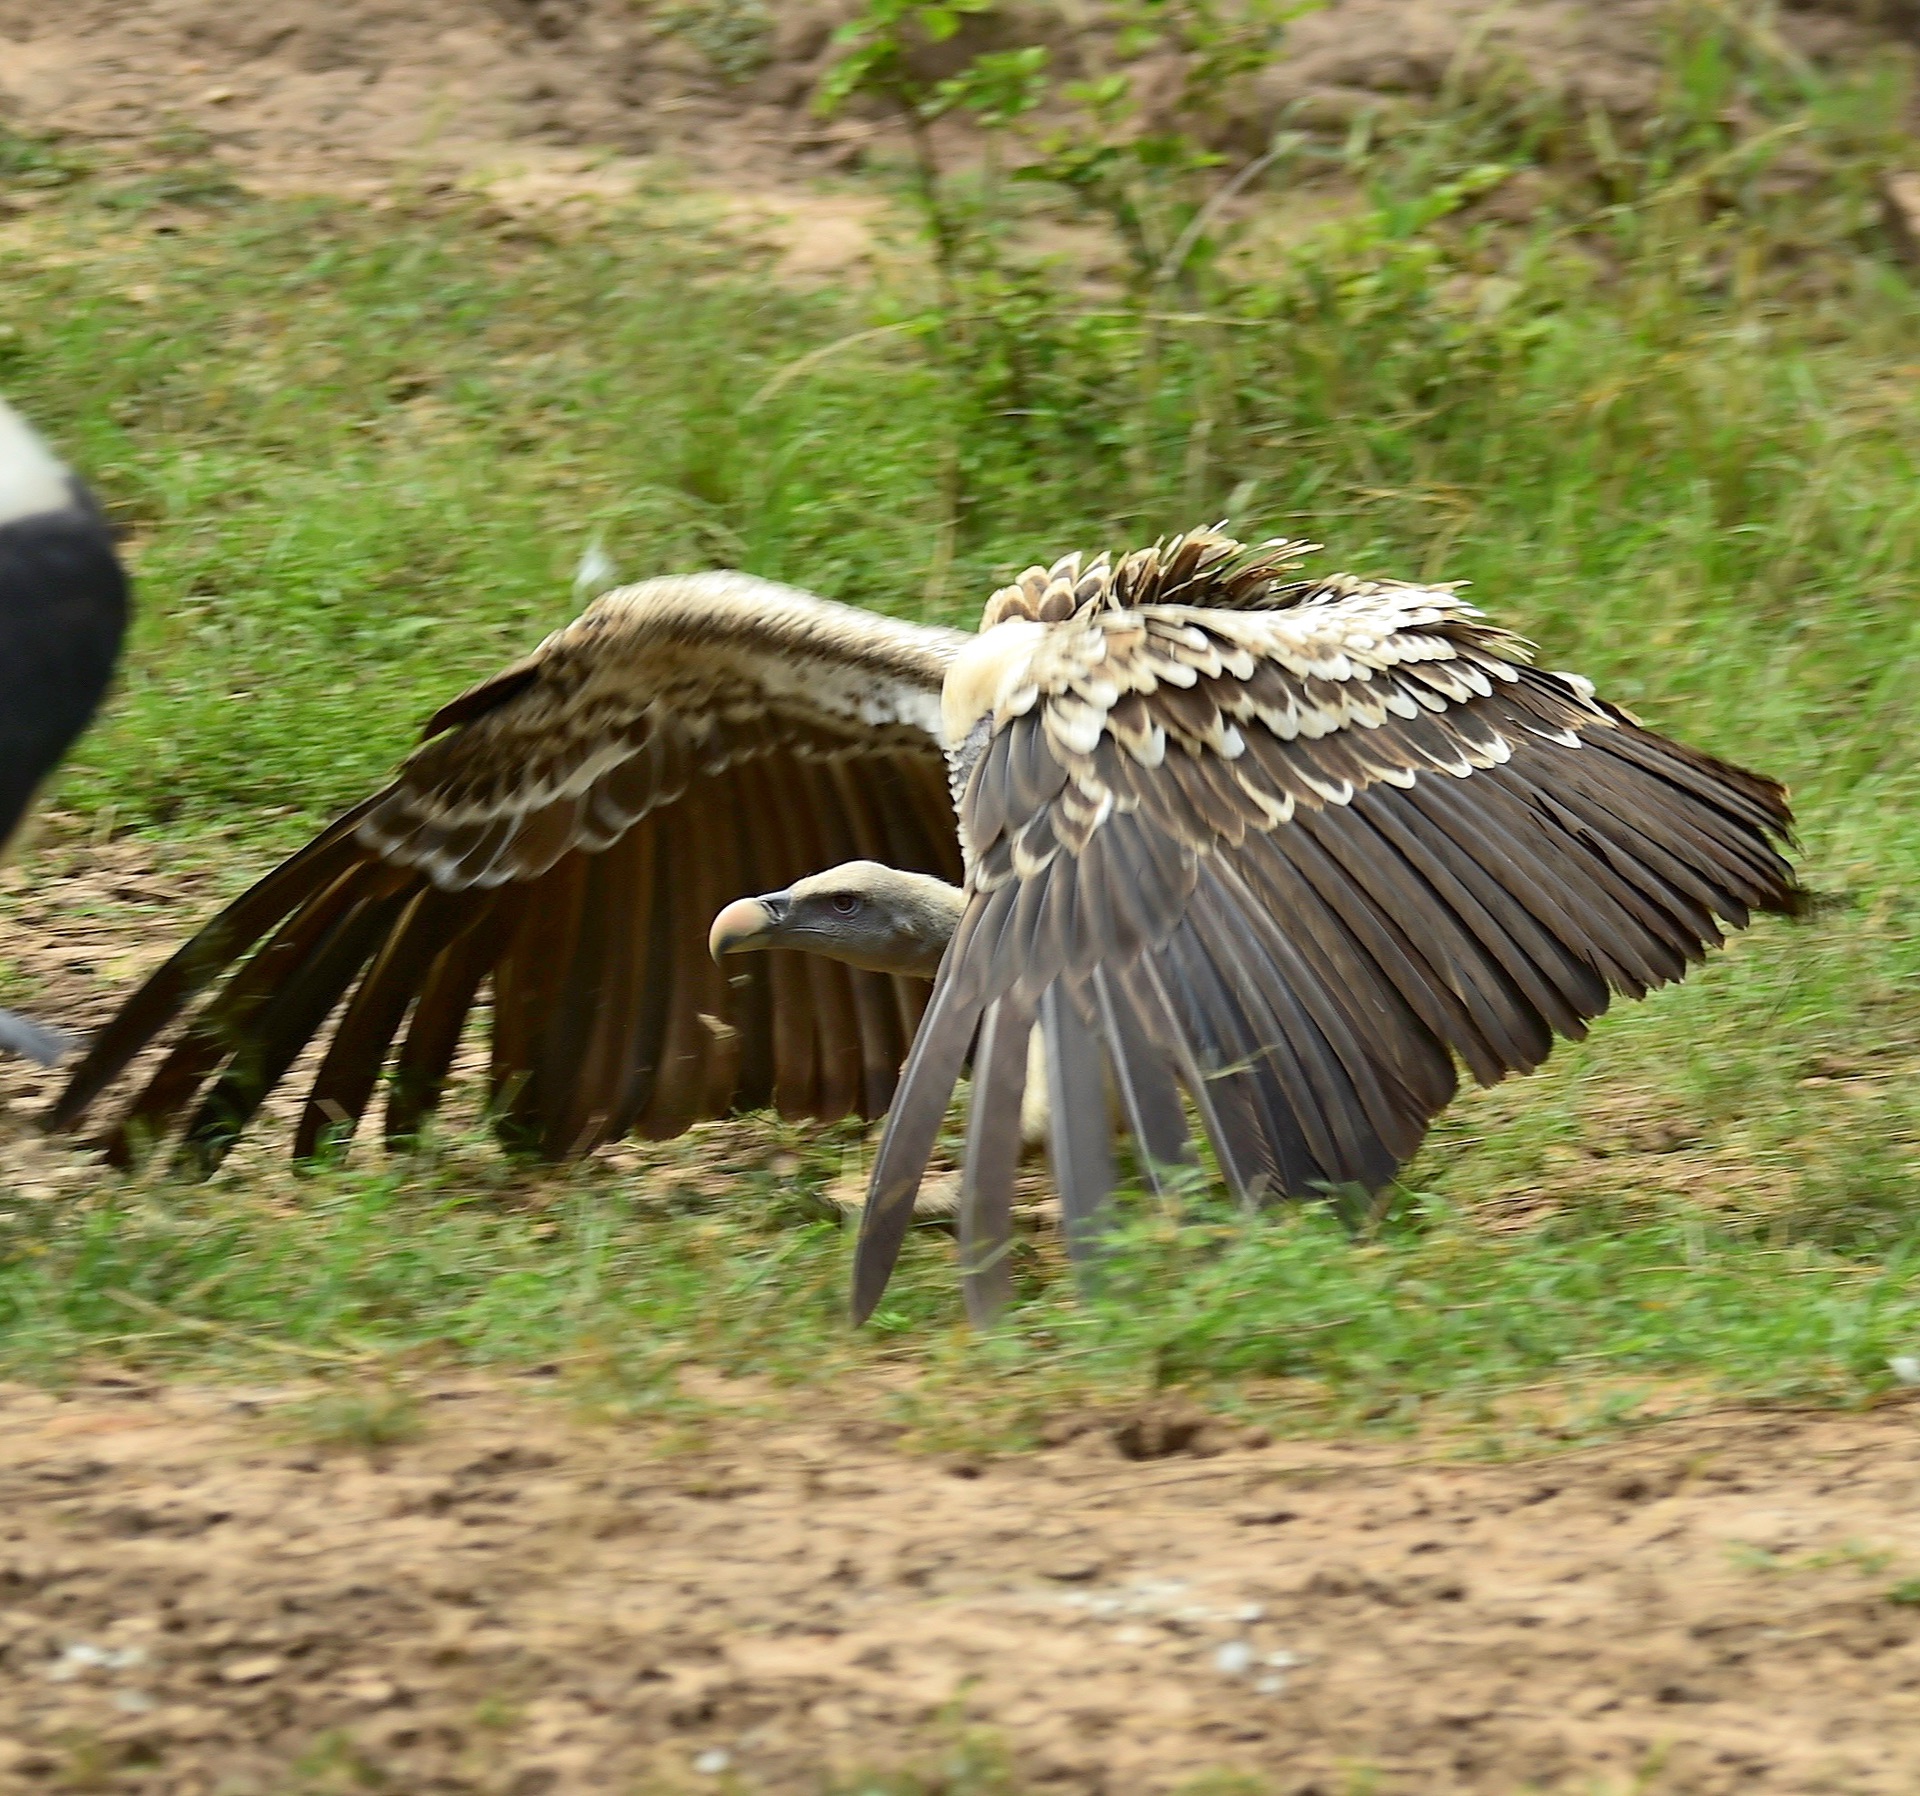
49, 531, 1797, 1325
0, 396, 131, 1066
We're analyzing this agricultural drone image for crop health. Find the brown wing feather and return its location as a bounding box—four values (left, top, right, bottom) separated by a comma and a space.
829, 753, 939, 1053
384, 890, 526, 1148
764, 757, 856, 1123
295, 883, 480, 1160
647, 819, 707, 1138
957, 992, 1033, 1327
733, 755, 822, 1122
856, 538, 1797, 1319
54, 574, 964, 1172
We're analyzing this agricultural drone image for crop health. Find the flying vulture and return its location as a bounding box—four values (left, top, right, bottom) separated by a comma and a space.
50, 532, 1796, 1323
0, 396, 131, 1065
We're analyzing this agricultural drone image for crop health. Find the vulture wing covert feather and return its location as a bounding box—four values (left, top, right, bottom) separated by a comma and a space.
53, 573, 966, 1169
853, 534, 1798, 1324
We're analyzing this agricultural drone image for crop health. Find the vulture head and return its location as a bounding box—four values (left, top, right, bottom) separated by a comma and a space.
709, 860, 964, 979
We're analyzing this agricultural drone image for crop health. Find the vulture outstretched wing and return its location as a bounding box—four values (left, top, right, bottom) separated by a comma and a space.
52, 573, 966, 1170
854, 536, 1798, 1323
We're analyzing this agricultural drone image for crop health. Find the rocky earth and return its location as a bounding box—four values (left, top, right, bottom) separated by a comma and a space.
2, 1375, 1920, 1793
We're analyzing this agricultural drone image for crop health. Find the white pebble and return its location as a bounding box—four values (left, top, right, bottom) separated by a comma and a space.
1890, 1356, 1920, 1387
1214, 1639, 1254, 1676
1255, 1674, 1287, 1695
693, 1749, 731, 1776
1237, 1602, 1266, 1623
46, 1642, 145, 1682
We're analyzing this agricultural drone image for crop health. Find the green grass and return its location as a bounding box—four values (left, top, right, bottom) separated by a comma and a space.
3, 19, 1920, 1442
4, 1146, 1917, 1442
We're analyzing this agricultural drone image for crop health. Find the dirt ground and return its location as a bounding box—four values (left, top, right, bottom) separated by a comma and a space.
0, 831, 242, 1218
1, 1374, 1920, 1794
0, 2, 1910, 215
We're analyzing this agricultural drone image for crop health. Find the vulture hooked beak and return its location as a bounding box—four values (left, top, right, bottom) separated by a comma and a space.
709, 893, 787, 961
708, 861, 966, 979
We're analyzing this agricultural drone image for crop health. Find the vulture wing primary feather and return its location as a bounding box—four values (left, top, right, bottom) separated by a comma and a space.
51, 575, 966, 1169
0, 396, 131, 1065
847, 531, 1799, 1325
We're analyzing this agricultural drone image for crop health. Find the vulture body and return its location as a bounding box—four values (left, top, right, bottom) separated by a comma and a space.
0, 397, 130, 1065
51, 533, 1796, 1327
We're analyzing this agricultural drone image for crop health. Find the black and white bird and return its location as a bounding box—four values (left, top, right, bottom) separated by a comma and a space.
0, 397, 130, 1065
52, 532, 1796, 1323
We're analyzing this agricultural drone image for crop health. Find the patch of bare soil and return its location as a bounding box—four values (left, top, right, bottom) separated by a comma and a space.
0, 828, 230, 1143
0, 1377, 1918, 1793
0, 1, 1907, 209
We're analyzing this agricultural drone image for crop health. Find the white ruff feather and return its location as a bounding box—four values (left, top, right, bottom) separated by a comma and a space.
942, 619, 1049, 744
0, 397, 73, 529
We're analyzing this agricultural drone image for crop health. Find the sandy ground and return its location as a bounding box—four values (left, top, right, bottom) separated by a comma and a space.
1, 1375, 1920, 1794
0, 1, 1907, 277
0, 1, 1899, 185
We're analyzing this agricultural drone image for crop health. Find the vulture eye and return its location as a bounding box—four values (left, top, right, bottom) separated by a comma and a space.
830, 893, 863, 917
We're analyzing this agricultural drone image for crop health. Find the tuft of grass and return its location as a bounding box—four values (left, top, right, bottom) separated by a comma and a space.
288, 1729, 389, 1794
652, 0, 776, 84
277, 1381, 423, 1455
1, 29, 1919, 1437
1731, 1538, 1897, 1576
828, 1726, 1025, 1796
818, 1716, 1275, 1796
1, 1142, 1917, 1446
0, 123, 89, 191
